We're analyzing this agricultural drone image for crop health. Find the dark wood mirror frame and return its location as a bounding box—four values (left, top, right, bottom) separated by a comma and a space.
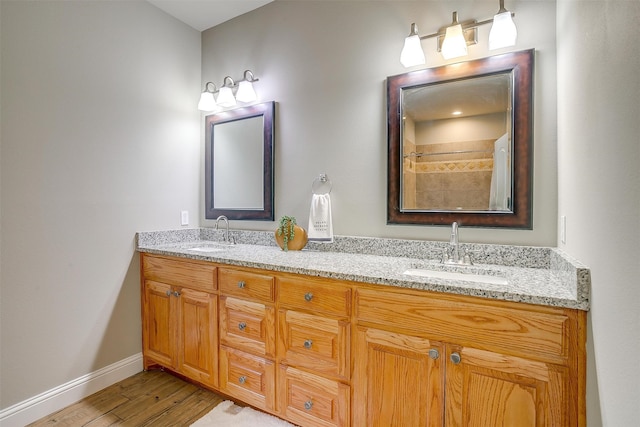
205, 101, 275, 221
387, 49, 534, 228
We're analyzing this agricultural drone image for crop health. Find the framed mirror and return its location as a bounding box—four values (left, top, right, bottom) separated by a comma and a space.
205, 101, 275, 220
387, 49, 534, 228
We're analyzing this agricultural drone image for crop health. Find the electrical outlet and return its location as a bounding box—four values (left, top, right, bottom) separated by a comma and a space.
181, 210, 189, 226
560, 215, 566, 244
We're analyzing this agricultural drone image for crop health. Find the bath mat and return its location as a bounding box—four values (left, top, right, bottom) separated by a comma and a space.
190, 400, 297, 427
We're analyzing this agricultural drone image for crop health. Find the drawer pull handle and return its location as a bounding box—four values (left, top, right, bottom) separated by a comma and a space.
304, 292, 314, 302
304, 400, 313, 411
450, 352, 461, 365
428, 349, 440, 360
238, 322, 247, 331
238, 376, 247, 384
303, 339, 313, 349
238, 281, 246, 289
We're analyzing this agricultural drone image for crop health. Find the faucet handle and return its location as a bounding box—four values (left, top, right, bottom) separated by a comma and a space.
463, 250, 474, 265
441, 248, 449, 264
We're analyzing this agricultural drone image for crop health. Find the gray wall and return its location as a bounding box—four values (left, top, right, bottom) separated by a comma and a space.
201, 0, 558, 247
557, 1, 640, 425
0, 0, 201, 408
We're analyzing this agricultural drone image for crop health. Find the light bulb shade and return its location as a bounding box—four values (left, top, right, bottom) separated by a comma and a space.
236, 80, 257, 103
216, 86, 236, 107
489, 11, 517, 50
400, 34, 425, 67
198, 91, 216, 111
441, 24, 468, 59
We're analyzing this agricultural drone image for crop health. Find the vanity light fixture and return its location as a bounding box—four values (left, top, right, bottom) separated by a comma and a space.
235, 70, 258, 103
400, 23, 426, 67
489, 0, 518, 50
197, 82, 217, 111
198, 69, 260, 111
216, 76, 237, 108
441, 12, 468, 60
400, 0, 517, 67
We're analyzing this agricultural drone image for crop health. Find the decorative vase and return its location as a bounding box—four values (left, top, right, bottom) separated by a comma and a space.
275, 223, 308, 251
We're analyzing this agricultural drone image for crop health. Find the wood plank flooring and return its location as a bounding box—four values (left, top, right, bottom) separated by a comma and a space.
28, 370, 227, 426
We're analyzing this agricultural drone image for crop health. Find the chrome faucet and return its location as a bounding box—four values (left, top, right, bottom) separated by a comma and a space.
449, 221, 460, 263
215, 215, 230, 243
443, 221, 473, 265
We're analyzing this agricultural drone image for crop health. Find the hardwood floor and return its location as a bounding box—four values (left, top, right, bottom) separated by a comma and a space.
28, 370, 227, 426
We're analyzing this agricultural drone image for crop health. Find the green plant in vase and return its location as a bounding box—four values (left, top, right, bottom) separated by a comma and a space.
275, 215, 307, 251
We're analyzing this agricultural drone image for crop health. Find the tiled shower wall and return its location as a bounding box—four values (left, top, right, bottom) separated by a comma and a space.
403, 139, 495, 210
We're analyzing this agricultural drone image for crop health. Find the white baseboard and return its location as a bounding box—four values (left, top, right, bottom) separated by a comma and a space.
0, 353, 143, 427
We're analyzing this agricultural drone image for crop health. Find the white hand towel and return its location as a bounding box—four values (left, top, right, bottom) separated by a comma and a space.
308, 193, 333, 242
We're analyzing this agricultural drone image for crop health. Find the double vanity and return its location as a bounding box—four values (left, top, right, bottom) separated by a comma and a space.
137, 227, 589, 427
155, 44, 579, 426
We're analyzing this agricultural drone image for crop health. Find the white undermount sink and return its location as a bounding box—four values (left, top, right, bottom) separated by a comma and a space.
403, 267, 508, 286
188, 247, 226, 253
185, 243, 233, 253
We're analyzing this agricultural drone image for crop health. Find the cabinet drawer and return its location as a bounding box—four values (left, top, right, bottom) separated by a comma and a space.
278, 310, 350, 380
220, 296, 276, 358
278, 366, 350, 427
219, 346, 275, 412
355, 288, 570, 363
142, 254, 216, 292
219, 268, 275, 303
278, 276, 351, 317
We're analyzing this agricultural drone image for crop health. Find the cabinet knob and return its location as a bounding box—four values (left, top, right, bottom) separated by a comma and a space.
238, 322, 247, 331
450, 352, 461, 364
238, 376, 247, 384
428, 349, 440, 360
238, 281, 246, 289
166, 290, 171, 297
304, 339, 313, 349
304, 292, 314, 302
304, 400, 313, 411
172, 291, 180, 297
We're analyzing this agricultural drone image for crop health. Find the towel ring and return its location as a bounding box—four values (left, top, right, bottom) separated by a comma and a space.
311, 174, 332, 195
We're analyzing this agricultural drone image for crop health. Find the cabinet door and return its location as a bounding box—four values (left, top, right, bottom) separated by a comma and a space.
352, 326, 444, 427
177, 287, 218, 387
444, 344, 567, 427
142, 280, 176, 369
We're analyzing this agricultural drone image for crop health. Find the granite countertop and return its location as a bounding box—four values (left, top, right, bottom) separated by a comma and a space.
136, 228, 590, 311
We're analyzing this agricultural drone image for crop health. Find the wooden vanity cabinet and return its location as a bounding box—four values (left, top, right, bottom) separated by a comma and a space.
140, 254, 586, 427
141, 254, 218, 388
353, 286, 586, 427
